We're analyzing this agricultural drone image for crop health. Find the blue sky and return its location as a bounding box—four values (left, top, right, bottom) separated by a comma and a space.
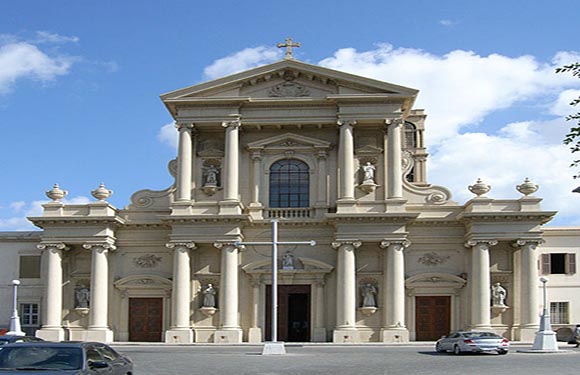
1, 0, 580, 230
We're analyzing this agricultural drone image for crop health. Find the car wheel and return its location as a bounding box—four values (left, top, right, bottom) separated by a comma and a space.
435, 343, 444, 353
453, 345, 461, 355
497, 349, 508, 355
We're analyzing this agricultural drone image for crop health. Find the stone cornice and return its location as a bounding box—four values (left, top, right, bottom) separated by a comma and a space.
160, 215, 250, 224
325, 213, 419, 223
459, 212, 557, 224
28, 216, 125, 228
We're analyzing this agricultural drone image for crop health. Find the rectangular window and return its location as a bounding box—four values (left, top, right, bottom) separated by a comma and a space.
19, 256, 41, 279
20, 303, 39, 335
550, 302, 569, 324
540, 253, 577, 275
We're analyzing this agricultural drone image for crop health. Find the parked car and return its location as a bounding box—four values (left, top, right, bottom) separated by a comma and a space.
0, 335, 44, 345
0, 341, 133, 374
435, 331, 510, 355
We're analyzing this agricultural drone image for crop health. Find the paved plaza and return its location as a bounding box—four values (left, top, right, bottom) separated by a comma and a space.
115, 344, 580, 375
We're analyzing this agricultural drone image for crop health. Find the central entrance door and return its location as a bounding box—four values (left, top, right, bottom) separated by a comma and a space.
266, 285, 311, 342
129, 298, 163, 342
415, 296, 451, 341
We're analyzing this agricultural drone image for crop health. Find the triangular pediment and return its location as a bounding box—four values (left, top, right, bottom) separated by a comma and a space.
160, 59, 418, 101
247, 132, 332, 151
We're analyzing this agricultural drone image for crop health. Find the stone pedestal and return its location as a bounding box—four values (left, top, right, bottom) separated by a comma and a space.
381, 328, 409, 343
262, 342, 286, 355
213, 329, 243, 343
165, 329, 194, 344
85, 328, 114, 343
333, 329, 360, 343
36, 328, 65, 342
248, 327, 262, 343
313, 328, 327, 342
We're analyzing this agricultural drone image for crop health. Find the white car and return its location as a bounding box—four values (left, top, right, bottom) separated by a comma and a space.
435, 331, 510, 355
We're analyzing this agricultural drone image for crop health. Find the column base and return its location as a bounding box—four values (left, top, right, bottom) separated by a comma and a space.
171, 201, 192, 215
248, 328, 262, 343
36, 327, 65, 341
381, 328, 409, 343
165, 329, 194, 343
85, 328, 114, 343
313, 328, 327, 342
213, 328, 243, 343
218, 201, 242, 215
332, 328, 360, 343
247, 205, 264, 220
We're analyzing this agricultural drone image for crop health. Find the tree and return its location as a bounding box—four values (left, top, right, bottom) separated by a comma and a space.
556, 63, 580, 178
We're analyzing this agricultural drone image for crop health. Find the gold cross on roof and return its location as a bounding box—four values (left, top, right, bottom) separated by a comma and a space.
277, 38, 301, 60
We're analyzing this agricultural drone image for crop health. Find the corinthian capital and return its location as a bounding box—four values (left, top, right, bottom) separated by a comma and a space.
464, 239, 498, 249
380, 239, 411, 250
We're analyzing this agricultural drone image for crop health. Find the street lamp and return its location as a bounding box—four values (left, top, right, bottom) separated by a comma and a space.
531, 276, 559, 351
6, 279, 25, 336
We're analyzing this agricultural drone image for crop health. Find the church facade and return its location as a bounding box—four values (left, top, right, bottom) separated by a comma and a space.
1, 58, 579, 343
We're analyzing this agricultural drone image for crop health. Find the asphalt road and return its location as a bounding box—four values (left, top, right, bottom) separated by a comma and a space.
114, 344, 580, 375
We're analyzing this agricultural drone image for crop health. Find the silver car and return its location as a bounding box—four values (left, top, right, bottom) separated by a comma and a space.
435, 331, 509, 355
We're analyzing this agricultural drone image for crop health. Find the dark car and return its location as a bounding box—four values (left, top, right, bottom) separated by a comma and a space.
0, 341, 133, 374
0, 335, 44, 345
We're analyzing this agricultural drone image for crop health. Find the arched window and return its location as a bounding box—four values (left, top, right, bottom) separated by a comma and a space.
404, 122, 417, 149
269, 159, 309, 208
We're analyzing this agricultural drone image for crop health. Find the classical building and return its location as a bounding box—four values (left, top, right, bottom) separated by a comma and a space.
1, 55, 579, 343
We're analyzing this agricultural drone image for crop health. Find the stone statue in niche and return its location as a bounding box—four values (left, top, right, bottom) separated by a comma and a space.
491, 282, 507, 307
362, 162, 376, 183
204, 165, 219, 186
282, 252, 295, 270
75, 285, 90, 308
361, 283, 377, 307
202, 284, 217, 308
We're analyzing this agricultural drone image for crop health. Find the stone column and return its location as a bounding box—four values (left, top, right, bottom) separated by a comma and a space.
220, 119, 242, 214
36, 243, 66, 341
248, 150, 263, 220
213, 242, 243, 342
332, 240, 361, 343
175, 123, 195, 201
337, 120, 356, 201
165, 242, 196, 343
83, 242, 116, 342
383, 125, 390, 201
465, 239, 497, 330
514, 239, 542, 341
386, 119, 403, 198
380, 240, 410, 342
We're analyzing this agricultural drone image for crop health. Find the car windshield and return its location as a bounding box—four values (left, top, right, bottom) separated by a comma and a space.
462, 332, 502, 339
0, 346, 82, 370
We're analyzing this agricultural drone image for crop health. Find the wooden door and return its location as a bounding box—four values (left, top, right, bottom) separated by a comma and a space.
266, 285, 311, 342
415, 296, 451, 341
129, 298, 163, 342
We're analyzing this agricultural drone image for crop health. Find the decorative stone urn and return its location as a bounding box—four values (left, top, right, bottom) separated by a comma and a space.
468, 178, 491, 197
91, 183, 113, 201
516, 178, 539, 196
46, 183, 68, 202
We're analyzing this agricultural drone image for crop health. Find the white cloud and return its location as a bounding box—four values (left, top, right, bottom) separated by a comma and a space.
550, 89, 580, 117
0, 196, 91, 231
439, 19, 456, 27
318, 44, 580, 144
34, 31, 79, 44
159, 122, 178, 149
0, 40, 74, 94
203, 46, 282, 80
